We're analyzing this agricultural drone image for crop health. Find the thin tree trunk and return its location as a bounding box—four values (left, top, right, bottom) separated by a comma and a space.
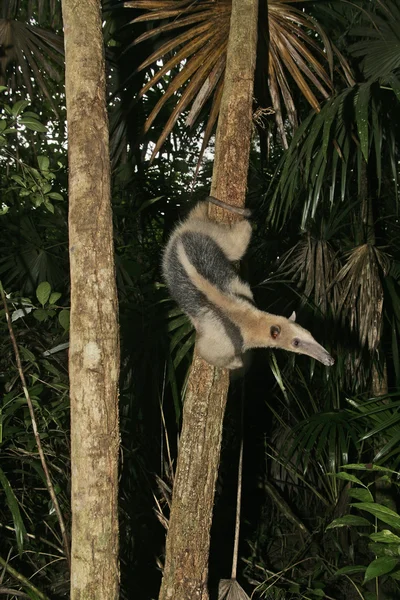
62, 1, 120, 598
158, 1, 259, 599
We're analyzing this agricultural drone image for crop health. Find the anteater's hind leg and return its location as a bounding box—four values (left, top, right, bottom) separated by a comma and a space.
207, 219, 252, 262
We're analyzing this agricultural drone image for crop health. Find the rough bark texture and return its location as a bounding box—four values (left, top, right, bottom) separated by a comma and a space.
159, 1, 258, 599
62, 1, 120, 598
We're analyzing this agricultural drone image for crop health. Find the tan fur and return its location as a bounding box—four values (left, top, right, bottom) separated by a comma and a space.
177, 241, 334, 366
167, 202, 252, 263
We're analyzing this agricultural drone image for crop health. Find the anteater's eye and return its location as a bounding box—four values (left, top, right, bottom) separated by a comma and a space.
292, 339, 300, 348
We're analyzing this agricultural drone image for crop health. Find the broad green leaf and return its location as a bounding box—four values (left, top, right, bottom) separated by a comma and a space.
49, 292, 62, 305
37, 156, 50, 171
48, 192, 64, 201
36, 282, 51, 306
368, 542, 400, 557
58, 309, 70, 331
19, 117, 47, 132
44, 201, 55, 214
33, 309, 48, 322
363, 556, 398, 583
347, 488, 374, 503
352, 502, 400, 529
369, 529, 400, 544
12, 99, 30, 117
11, 174, 27, 187
326, 515, 371, 530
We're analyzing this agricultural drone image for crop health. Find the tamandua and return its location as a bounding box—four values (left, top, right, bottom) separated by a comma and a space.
162, 198, 334, 369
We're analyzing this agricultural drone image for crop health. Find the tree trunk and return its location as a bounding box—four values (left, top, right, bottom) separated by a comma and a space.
158, 1, 258, 599
62, 1, 120, 598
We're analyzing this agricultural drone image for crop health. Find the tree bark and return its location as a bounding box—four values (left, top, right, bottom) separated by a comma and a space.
62, 1, 120, 598
158, 1, 258, 599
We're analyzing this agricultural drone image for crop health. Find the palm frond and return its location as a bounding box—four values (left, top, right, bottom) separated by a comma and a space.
350, 0, 400, 82
270, 81, 399, 228
336, 244, 390, 351
0, 18, 63, 112
279, 234, 341, 316
124, 0, 349, 160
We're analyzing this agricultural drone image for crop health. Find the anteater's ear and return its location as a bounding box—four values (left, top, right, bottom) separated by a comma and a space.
270, 325, 281, 339
289, 311, 296, 322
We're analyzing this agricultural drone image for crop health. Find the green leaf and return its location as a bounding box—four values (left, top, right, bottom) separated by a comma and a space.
355, 82, 371, 161
44, 200, 55, 214
36, 282, 51, 306
49, 292, 62, 305
368, 542, 400, 557
335, 565, 366, 576
19, 117, 47, 132
347, 488, 374, 502
37, 156, 50, 171
19, 345, 37, 363
326, 515, 371, 530
12, 99, 30, 117
370, 530, 400, 544
48, 192, 64, 201
363, 557, 398, 583
11, 174, 27, 187
331, 471, 364, 486
58, 309, 70, 331
352, 502, 400, 529
0, 466, 27, 554
33, 309, 48, 322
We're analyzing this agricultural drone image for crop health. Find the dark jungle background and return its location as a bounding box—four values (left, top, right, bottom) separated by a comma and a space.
1, 1, 400, 598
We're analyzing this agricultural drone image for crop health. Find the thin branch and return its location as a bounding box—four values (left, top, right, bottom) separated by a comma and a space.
0, 283, 71, 569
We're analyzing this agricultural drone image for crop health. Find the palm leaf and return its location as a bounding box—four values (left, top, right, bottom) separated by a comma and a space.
350, 0, 400, 82
124, 0, 350, 160
279, 234, 341, 316
0, 3, 63, 112
335, 244, 390, 351
271, 80, 398, 228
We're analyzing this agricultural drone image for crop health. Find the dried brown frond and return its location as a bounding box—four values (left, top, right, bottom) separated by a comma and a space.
335, 244, 390, 351
279, 235, 341, 316
219, 579, 250, 600
126, 0, 351, 159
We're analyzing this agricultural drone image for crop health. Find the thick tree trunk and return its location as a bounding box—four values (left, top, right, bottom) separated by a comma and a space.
62, 1, 120, 598
158, 1, 258, 599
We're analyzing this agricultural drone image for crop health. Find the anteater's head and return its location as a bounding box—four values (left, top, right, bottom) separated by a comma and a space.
268, 312, 334, 366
